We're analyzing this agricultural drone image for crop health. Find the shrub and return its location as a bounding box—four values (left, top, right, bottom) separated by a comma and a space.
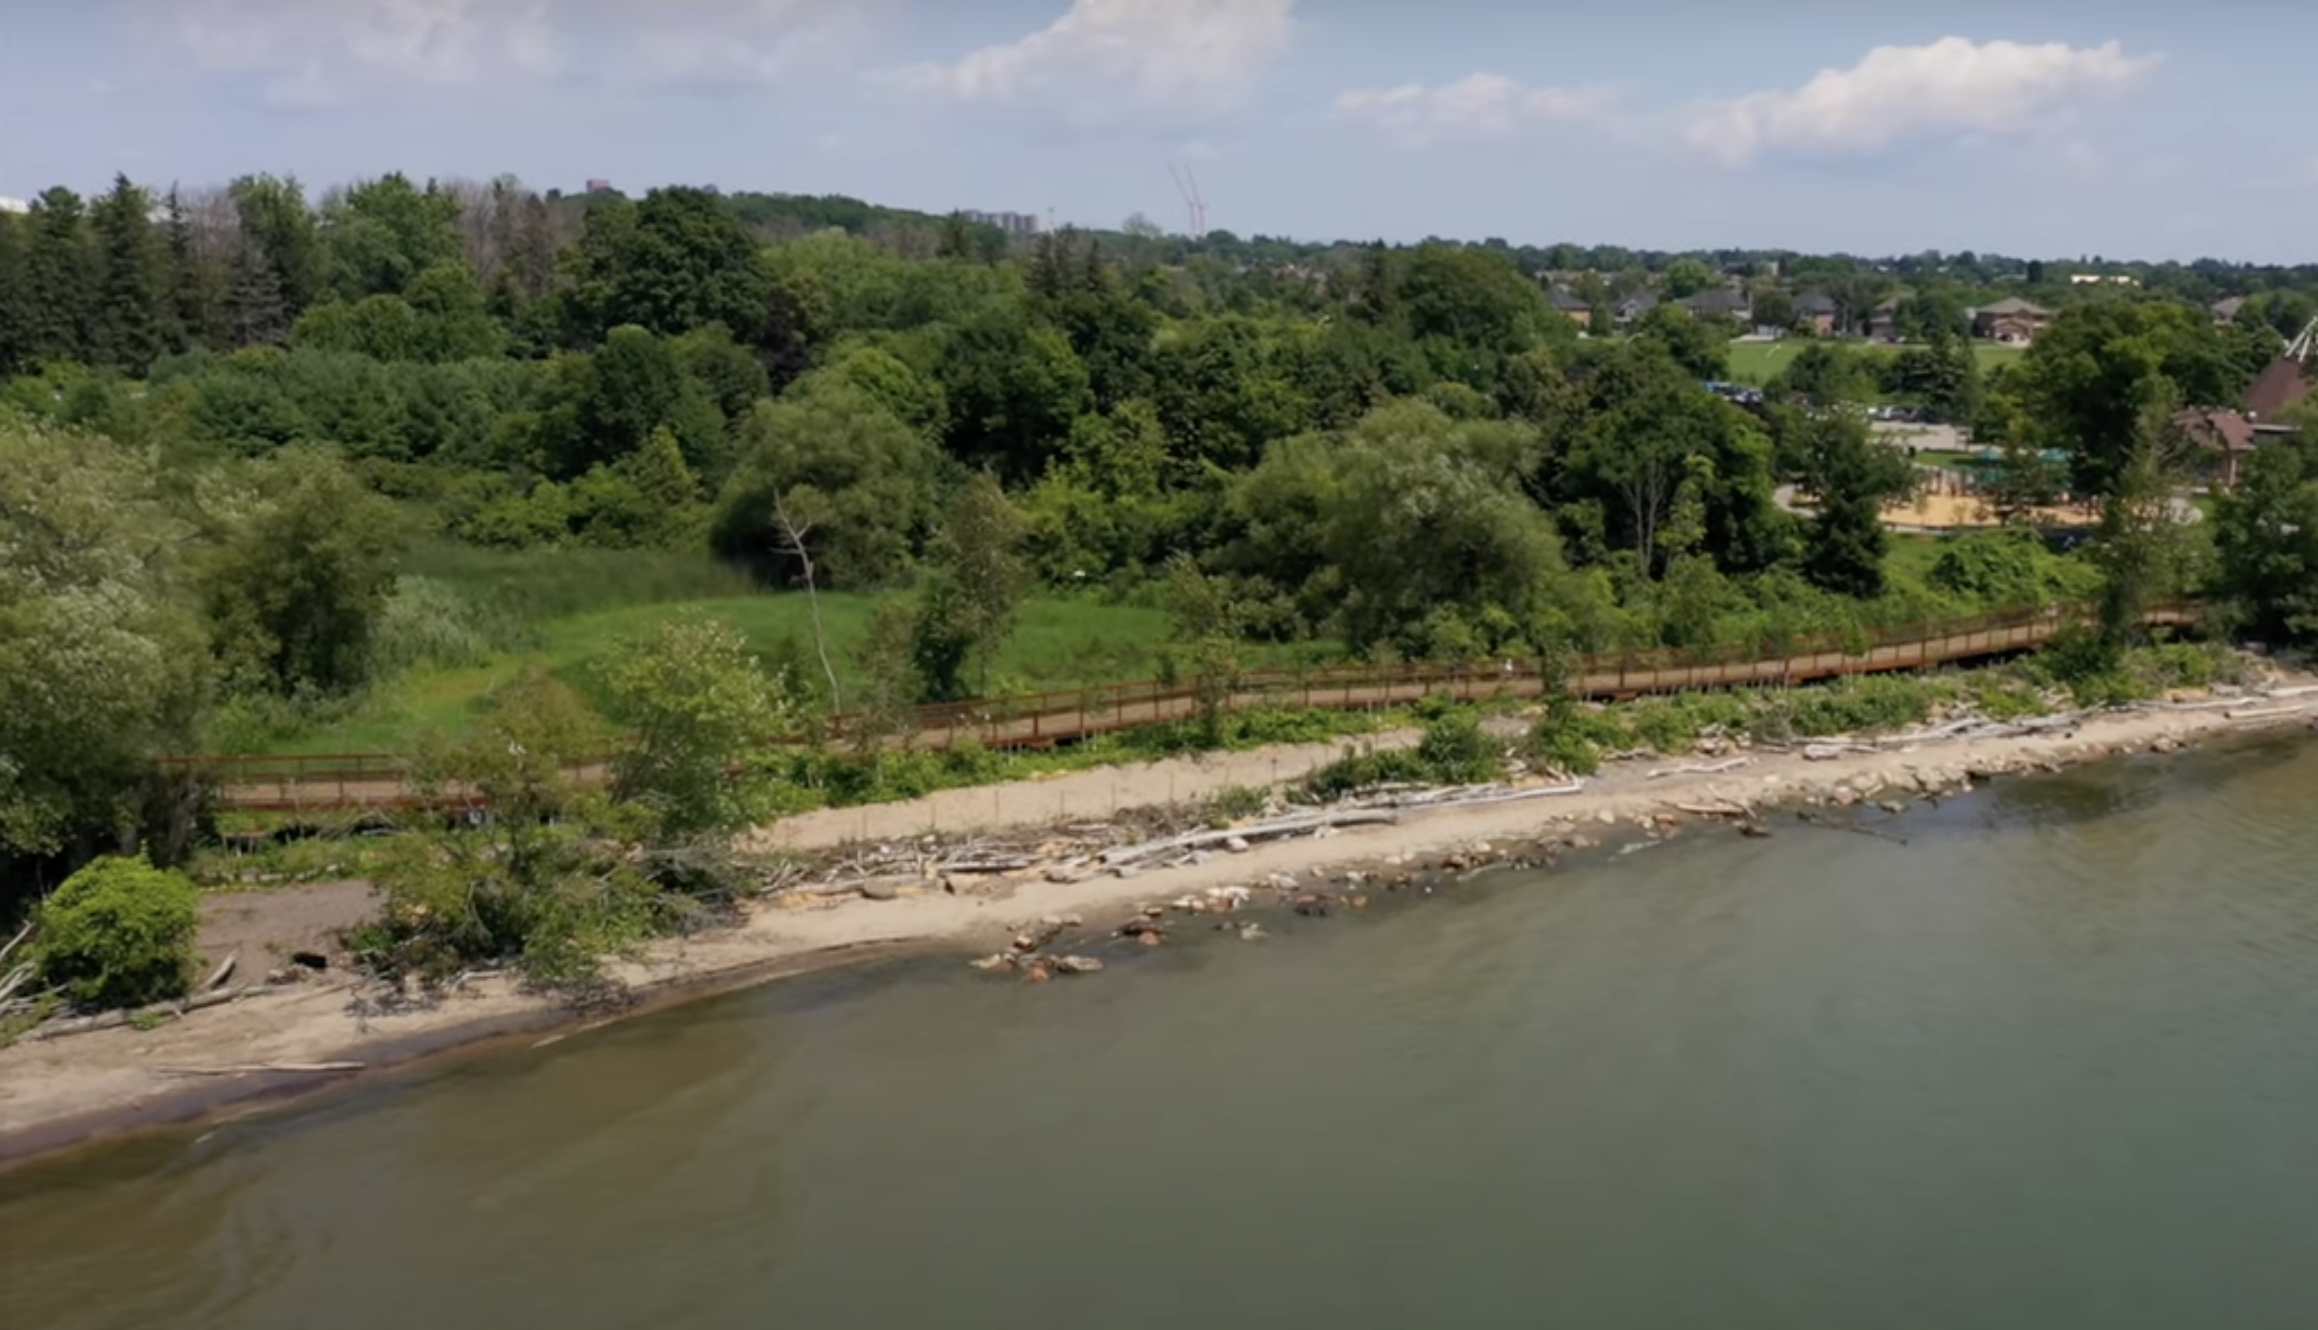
1414, 711, 1501, 785
1524, 702, 1633, 776
1307, 710, 1503, 798
1207, 784, 1271, 824
1305, 744, 1431, 800
599, 616, 792, 838
2129, 642, 2232, 694
367, 575, 505, 676
29, 856, 202, 1010
1777, 675, 1944, 737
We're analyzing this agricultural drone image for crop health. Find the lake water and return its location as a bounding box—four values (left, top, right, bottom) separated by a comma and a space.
8, 739, 2318, 1330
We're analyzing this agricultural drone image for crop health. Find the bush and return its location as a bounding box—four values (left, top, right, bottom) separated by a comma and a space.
29, 856, 202, 1010
1307, 710, 1502, 798
1414, 711, 1501, 785
367, 575, 507, 676
1305, 744, 1431, 800
1206, 784, 1271, 824
1524, 701, 1633, 775
1775, 675, 1944, 738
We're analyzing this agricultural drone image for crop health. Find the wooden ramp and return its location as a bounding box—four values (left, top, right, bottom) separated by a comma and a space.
180, 601, 2202, 815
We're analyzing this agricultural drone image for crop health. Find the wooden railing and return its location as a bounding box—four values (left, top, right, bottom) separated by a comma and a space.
169, 599, 2205, 813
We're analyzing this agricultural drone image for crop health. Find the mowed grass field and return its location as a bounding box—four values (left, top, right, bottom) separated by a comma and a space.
1724, 339, 2025, 386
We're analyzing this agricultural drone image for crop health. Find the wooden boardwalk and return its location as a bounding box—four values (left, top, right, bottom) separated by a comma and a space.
179, 600, 2201, 815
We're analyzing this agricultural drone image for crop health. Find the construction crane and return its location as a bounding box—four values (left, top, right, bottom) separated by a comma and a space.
2286, 313, 2318, 365
1168, 163, 1208, 239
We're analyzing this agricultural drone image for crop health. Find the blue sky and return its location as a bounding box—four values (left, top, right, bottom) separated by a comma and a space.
1, 1, 2310, 262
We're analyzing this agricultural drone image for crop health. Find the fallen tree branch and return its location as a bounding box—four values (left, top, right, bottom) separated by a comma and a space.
1647, 758, 1752, 780
935, 857, 1042, 875
0, 919, 31, 969
1406, 781, 1588, 810
203, 950, 238, 993
183, 984, 264, 1013
2226, 706, 2309, 722
0, 962, 33, 1006
1674, 802, 1753, 819
1100, 809, 1401, 869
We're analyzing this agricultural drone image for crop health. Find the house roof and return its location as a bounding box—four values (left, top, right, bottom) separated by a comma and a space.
1976, 297, 2053, 318
1680, 288, 1750, 316
1793, 293, 1838, 316
2174, 407, 2257, 454
2246, 356, 2314, 420
1615, 293, 1659, 315
2211, 296, 2247, 320
1544, 286, 1590, 311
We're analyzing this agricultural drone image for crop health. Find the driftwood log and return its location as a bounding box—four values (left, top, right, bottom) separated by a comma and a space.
1100, 810, 1402, 869
1647, 758, 1752, 780
0, 920, 32, 969
155, 1061, 364, 1078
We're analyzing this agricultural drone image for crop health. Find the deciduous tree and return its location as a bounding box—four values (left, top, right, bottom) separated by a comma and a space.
204, 448, 406, 696
599, 617, 790, 838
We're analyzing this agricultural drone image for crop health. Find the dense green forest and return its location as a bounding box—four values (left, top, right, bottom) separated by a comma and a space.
5, 170, 2317, 911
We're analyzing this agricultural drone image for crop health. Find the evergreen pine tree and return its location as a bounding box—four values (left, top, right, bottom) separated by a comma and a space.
0, 209, 26, 375
21, 187, 94, 364
89, 175, 169, 373
229, 236, 290, 347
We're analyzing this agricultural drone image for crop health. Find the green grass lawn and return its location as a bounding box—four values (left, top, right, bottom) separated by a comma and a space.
257, 542, 1329, 754
1724, 339, 2026, 387
261, 590, 1335, 756
1884, 533, 1952, 589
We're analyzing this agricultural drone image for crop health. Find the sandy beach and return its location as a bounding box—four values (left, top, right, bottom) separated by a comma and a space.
5, 689, 2316, 1168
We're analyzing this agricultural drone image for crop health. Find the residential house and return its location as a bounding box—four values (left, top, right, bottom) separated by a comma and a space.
1611, 293, 1659, 329
1793, 293, 1839, 336
1678, 286, 1752, 324
1971, 297, 2055, 345
2173, 406, 2259, 489
2210, 296, 2246, 327
1544, 286, 1592, 329
1868, 298, 1904, 344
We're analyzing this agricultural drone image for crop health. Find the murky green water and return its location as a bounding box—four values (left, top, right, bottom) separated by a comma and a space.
8, 740, 2318, 1330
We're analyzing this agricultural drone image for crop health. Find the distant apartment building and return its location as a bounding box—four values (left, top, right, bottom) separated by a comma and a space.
960, 210, 1043, 236
584, 179, 616, 195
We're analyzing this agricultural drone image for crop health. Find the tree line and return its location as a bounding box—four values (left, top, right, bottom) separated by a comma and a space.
3, 167, 2310, 916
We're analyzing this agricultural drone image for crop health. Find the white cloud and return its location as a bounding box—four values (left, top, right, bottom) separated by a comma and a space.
149, 0, 880, 105
1687, 37, 2160, 168
892, 0, 1298, 121
1336, 74, 1614, 149
605, 0, 895, 87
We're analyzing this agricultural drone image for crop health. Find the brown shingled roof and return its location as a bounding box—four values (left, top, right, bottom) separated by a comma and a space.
2174, 407, 2256, 454
2246, 357, 2314, 420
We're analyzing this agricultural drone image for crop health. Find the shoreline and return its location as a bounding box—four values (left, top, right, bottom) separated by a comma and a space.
6, 690, 2316, 1173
